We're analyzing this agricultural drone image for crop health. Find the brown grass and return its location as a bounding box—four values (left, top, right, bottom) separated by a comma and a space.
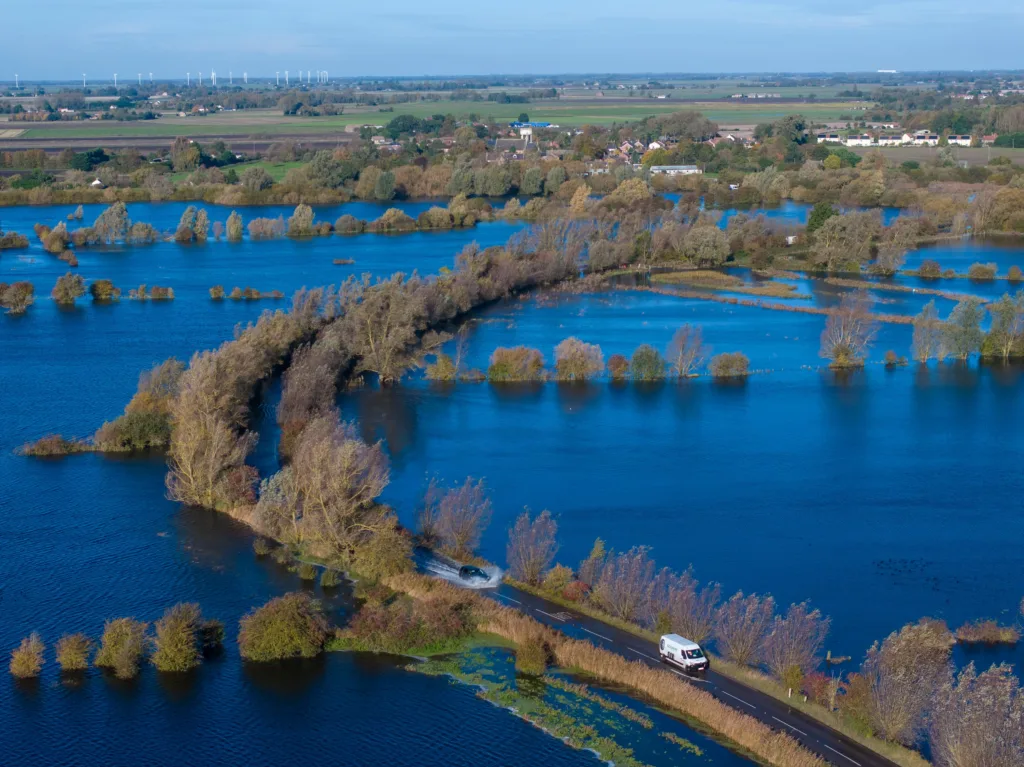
653, 270, 804, 300
387, 572, 824, 767
634, 285, 914, 325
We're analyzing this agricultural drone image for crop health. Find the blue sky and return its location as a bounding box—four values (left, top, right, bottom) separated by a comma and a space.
4, 0, 1023, 81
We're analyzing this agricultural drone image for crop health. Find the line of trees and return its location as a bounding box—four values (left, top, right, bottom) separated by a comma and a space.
912, 291, 1024, 362
504, 512, 1024, 763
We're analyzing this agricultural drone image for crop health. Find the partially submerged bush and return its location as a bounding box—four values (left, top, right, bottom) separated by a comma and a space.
709, 352, 751, 379
954, 620, 1020, 645
253, 538, 270, 557
55, 633, 92, 672
51, 272, 86, 305
368, 208, 417, 234
334, 214, 365, 234
209, 285, 225, 300
607, 353, 630, 380
9, 633, 45, 678
151, 603, 205, 673
967, 262, 997, 281
487, 346, 546, 382
320, 569, 341, 588
18, 434, 90, 456
630, 344, 666, 380
1009, 265, 1023, 283
95, 618, 148, 679
89, 279, 121, 302
918, 260, 942, 280
238, 592, 330, 662
553, 337, 604, 381
0, 281, 34, 314
0, 230, 30, 250
345, 590, 475, 654
297, 562, 318, 581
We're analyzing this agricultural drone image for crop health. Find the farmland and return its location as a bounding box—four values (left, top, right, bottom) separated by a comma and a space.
6, 99, 868, 144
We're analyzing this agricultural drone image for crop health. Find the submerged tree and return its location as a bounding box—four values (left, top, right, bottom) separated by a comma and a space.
667, 325, 708, 378
554, 337, 604, 381
984, 290, 1024, 360
941, 298, 985, 361
912, 300, 944, 362
820, 291, 878, 368
420, 476, 492, 559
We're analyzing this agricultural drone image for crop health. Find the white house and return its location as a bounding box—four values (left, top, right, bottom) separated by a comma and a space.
649, 165, 702, 176
518, 126, 533, 140
816, 133, 842, 143
647, 140, 666, 151
843, 135, 874, 147
906, 130, 939, 146
948, 135, 973, 147
877, 135, 903, 146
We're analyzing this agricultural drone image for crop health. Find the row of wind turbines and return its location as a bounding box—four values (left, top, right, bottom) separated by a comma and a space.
10, 71, 331, 88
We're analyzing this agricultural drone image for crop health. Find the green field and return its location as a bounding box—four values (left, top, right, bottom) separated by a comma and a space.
15, 99, 865, 140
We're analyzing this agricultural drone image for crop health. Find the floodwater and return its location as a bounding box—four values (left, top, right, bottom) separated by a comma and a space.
1, 204, 771, 767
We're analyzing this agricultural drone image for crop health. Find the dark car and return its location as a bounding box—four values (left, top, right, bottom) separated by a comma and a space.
458, 565, 489, 582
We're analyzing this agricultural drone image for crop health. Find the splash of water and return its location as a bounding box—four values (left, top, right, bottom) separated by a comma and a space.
423, 557, 503, 590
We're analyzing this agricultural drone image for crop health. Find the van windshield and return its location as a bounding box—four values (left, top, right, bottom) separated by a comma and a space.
685, 649, 704, 659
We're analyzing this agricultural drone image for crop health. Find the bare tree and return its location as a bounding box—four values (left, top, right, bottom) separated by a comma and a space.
861, 618, 954, 745
912, 300, 944, 362
820, 290, 879, 368
667, 325, 708, 378
593, 547, 657, 622
873, 219, 918, 276
941, 299, 985, 361
714, 591, 776, 667
762, 602, 831, 682
420, 477, 492, 559
930, 662, 1024, 767
506, 509, 559, 585
664, 568, 721, 644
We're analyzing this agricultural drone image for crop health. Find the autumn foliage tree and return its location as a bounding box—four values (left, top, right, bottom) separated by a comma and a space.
819, 291, 878, 368
506, 509, 559, 586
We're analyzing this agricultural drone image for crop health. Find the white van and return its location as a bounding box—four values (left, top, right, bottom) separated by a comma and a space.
659, 633, 709, 672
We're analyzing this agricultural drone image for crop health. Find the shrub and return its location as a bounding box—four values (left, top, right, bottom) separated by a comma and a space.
967, 262, 997, 281
226, 211, 243, 241
541, 564, 574, 595
89, 279, 121, 301
554, 337, 604, 381
918, 259, 942, 279
1009, 265, 1023, 282
607, 354, 630, 380
287, 204, 315, 237
506, 509, 559, 586
209, 285, 225, 300
52, 272, 86, 305
954, 620, 1020, 645
18, 434, 90, 456
563, 580, 590, 602
346, 591, 475, 654
151, 603, 204, 673
273, 547, 293, 566
0, 230, 30, 250
200, 620, 225, 652
253, 538, 270, 557
93, 410, 172, 451
95, 618, 148, 679
247, 216, 285, 239
883, 350, 907, 367
709, 352, 750, 379
0, 281, 34, 314
368, 208, 417, 233
9, 633, 45, 678
334, 214, 365, 234
238, 592, 330, 661
630, 344, 666, 380
149, 286, 174, 301
320, 569, 341, 589
297, 562, 318, 581
487, 346, 546, 381
515, 635, 548, 675
55, 633, 92, 672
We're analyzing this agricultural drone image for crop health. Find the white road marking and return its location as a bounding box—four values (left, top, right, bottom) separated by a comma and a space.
720, 690, 757, 709
772, 716, 808, 737
581, 627, 612, 642
494, 593, 521, 605
535, 609, 564, 621
823, 744, 861, 766
626, 647, 658, 661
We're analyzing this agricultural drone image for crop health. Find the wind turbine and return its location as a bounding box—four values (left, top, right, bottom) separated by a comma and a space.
285, 70, 289, 86
114, 73, 118, 87
243, 72, 248, 85
82, 73, 86, 87
149, 73, 153, 83
211, 70, 216, 86
229, 71, 232, 85
138, 73, 142, 86
14, 74, 18, 88
276, 71, 279, 86
198, 71, 202, 86
187, 72, 190, 86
